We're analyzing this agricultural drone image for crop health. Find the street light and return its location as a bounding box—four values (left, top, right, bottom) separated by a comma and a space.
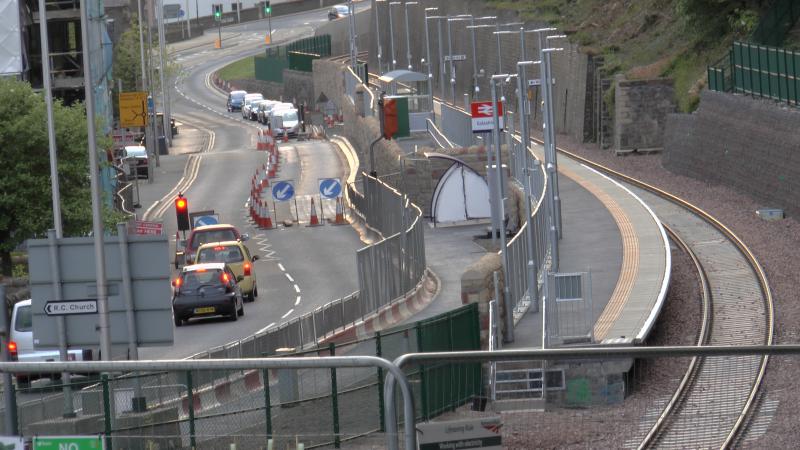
446, 14, 472, 105
426, 14, 446, 103
403, 2, 419, 71
388, 2, 401, 70
490, 72, 518, 343
375, 0, 387, 75
423, 7, 438, 111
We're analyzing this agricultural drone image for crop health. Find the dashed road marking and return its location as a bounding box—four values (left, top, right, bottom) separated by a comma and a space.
278, 263, 285, 272
285, 273, 294, 282
293, 284, 300, 293
295, 296, 301, 306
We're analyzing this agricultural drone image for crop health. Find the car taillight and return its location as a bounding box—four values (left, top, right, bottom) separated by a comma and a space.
221, 272, 230, 284
243, 262, 251, 276
173, 277, 182, 293
7, 341, 17, 359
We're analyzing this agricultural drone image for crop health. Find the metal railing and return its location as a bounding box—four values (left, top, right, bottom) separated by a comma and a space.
439, 101, 476, 148
348, 175, 427, 314
426, 118, 456, 149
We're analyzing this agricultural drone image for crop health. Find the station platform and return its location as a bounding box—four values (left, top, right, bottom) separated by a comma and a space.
507, 142, 670, 349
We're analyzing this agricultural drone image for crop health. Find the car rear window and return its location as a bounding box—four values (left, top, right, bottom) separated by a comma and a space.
197, 246, 244, 264
231, 93, 246, 100
15, 305, 32, 332
282, 111, 298, 121
190, 229, 238, 249
181, 269, 224, 290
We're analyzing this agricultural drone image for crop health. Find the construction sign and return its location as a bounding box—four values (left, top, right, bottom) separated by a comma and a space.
119, 91, 148, 127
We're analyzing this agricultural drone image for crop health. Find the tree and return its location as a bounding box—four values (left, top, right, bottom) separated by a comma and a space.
0, 78, 120, 276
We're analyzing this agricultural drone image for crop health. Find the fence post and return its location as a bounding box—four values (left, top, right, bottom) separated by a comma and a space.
376, 331, 385, 432
263, 369, 273, 439
329, 343, 341, 448
415, 322, 429, 421
101, 374, 112, 450
187, 371, 197, 449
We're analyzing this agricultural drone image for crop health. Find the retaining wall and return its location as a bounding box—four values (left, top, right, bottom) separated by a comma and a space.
663, 90, 800, 217
614, 77, 676, 153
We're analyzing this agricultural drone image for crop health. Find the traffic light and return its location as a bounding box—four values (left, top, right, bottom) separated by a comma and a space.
264, 1, 271, 14
175, 194, 191, 231
213, 4, 221, 20
380, 98, 398, 140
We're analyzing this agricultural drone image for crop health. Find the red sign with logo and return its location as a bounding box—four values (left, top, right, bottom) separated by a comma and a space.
133, 220, 164, 236
470, 101, 504, 132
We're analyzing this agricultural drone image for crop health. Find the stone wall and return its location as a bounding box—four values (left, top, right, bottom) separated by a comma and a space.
366, 0, 591, 144
614, 77, 676, 153
314, 9, 373, 56
461, 253, 503, 349
663, 90, 800, 217
283, 69, 315, 106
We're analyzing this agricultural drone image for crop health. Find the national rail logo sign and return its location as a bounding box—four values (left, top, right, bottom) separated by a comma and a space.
471, 101, 504, 133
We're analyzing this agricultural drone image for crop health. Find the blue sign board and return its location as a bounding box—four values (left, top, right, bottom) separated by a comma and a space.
272, 181, 295, 202
318, 178, 342, 199
147, 96, 154, 113
193, 215, 218, 227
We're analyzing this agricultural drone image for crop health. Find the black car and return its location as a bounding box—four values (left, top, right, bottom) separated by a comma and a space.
172, 263, 244, 326
328, 4, 349, 20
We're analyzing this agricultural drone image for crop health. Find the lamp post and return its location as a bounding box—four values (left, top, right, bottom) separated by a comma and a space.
423, 8, 438, 111
388, 2, 400, 70
445, 15, 471, 105
375, 0, 386, 75
464, 16, 495, 97
403, 2, 418, 70
348, 0, 358, 71
425, 15, 446, 102
490, 73, 518, 343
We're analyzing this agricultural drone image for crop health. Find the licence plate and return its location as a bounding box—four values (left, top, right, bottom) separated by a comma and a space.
194, 306, 215, 314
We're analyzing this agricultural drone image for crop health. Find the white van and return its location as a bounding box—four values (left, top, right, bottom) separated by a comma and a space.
9, 299, 93, 365
269, 108, 300, 138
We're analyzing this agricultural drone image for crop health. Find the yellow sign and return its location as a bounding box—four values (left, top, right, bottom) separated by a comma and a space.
119, 91, 148, 127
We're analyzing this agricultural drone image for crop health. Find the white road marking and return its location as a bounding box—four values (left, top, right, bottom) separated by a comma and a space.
281, 309, 294, 319
285, 273, 294, 282
278, 263, 285, 271
295, 296, 301, 306
293, 284, 300, 293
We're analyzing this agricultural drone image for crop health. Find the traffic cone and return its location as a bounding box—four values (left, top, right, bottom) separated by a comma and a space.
308, 197, 321, 227
282, 131, 289, 143
333, 197, 347, 225
259, 200, 273, 229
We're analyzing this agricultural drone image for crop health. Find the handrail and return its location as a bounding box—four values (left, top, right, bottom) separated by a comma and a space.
425, 117, 455, 149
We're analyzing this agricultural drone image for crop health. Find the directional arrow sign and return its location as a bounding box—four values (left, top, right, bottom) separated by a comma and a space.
272, 180, 295, 202
318, 178, 342, 199
44, 300, 98, 316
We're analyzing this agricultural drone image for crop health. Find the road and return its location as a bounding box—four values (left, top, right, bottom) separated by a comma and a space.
138, 6, 369, 360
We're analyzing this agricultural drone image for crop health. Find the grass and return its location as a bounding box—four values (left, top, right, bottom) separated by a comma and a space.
217, 56, 256, 81
487, 0, 761, 112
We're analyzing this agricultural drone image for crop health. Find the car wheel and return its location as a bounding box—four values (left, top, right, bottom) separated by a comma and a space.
174, 316, 183, 327
253, 286, 258, 298
238, 302, 244, 317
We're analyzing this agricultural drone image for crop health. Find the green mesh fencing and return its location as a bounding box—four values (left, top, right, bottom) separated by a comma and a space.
257, 35, 331, 81
288, 51, 321, 72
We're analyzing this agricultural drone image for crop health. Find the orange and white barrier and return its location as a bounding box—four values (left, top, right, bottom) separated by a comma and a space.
333, 197, 347, 225
308, 198, 321, 227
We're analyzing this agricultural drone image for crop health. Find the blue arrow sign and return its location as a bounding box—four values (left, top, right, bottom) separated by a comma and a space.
147, 96, 154, 112
272, 180, 295, 202
193, 215, 218, 227
318, 178, 342, 199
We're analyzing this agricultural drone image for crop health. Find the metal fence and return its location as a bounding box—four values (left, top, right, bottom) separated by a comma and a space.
256, 35, 332, 82
439, 102, 476, 148
750, 0, 800, 47
348, 175, 427, 315
709, 41, 800, 105
5, 304, 480, 450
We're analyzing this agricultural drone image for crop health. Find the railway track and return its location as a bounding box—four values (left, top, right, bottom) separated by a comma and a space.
346, 55, 774, 447
560, 150, 774, 449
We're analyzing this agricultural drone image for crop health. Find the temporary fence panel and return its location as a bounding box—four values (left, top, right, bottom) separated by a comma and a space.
728, 41, 800, 105
254, 54, 287, 83
546, 272, 594, 346
439, 101, 475, 148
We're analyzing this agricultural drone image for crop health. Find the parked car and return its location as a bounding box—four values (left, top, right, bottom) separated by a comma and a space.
262, 102, 294, 125
270, 108, 300, 138
177, 224, 249, 267
172, 263, 245, 326
195, 241, 259, 302
328, 4, 349, 20
241, 93, 264, 119
122, 145, 149, 179
227, 90, 247, 112
247, 99, 269, 121
256, 100, 280, 124
9, 299, 94, 383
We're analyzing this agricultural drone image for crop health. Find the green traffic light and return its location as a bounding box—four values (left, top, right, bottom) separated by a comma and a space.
265, 7, 271, 13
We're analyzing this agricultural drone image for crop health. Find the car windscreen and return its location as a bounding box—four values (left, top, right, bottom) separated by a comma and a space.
231, 92, 246, 100
197, 246, 244, 264
335, 5, 349, 13
282, 111, 299, 122
181, 269, 224, 290
191, 230, 238, 249
15, 305, 32, 332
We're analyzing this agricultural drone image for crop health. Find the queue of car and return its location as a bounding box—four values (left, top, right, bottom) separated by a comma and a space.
225, 89, 301, 137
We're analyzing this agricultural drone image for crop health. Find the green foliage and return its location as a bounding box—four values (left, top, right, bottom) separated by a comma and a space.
113, 15, 145, 91
217, 57, 256, 81
0, 78, 119, 275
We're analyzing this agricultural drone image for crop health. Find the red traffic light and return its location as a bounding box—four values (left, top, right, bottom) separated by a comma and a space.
175, 195, 191, 231
176, 198, 187, 210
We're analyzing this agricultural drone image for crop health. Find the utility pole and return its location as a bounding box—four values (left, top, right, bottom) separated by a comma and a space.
137, 0, 156, 178
157, 0, 171, 147
403, 2, 418, 70
0, 285, 18, 435
423, 8, 437, 112
375, 0, 384, 75
80, 0, 112, 360
388, 2, 398, 71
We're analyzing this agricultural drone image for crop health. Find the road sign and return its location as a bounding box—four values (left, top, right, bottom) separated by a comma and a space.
147, 96, 154, 113
33, 435, 104, 450
528, 78, 542, 86
319, 178, 342, 199
133, 220, 163, 236
189, 210, 220, 228
444, 54, 467, 62
417, 416, 502, 450
118, 91, 148, 128
272, 180, 295, 202
44, 300, 98, 316
471, 101, 504, 133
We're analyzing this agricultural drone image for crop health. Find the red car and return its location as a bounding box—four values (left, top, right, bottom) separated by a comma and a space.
176, 224, 249, 268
